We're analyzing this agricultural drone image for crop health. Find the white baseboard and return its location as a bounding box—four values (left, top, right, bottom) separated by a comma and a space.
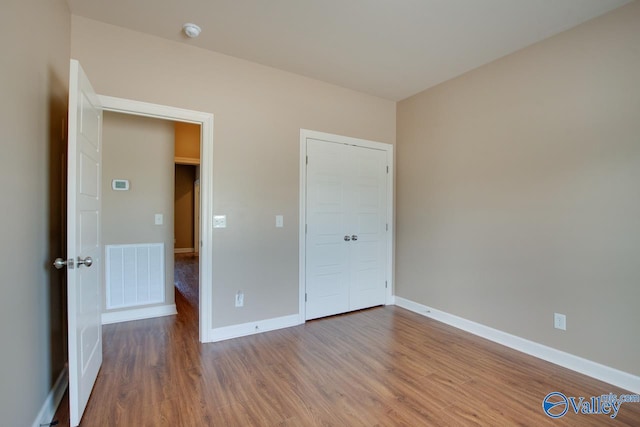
174, 248, 195, 254
394, 296, 640, 394
102, 304, 177, 325
32, 365, 68, 427
208, 314, 301, 342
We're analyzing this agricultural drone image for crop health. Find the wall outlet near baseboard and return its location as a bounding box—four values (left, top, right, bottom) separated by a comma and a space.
554, 313, 566, 331
235, 291, 244, 307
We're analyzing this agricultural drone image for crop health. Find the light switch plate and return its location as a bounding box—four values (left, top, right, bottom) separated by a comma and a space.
213, 215, 227, 228
235, 291, 244, 307
276, 215, 284, 228
154, 214, 163, 225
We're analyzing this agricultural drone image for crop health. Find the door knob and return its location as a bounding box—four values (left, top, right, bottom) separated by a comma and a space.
351, 235, 358, 241
53, 258, 73, 270
344, 235, 351, 241
77, 256, 93, 268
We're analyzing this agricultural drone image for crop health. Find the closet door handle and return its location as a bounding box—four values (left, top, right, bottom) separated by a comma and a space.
344, 235, 351, 241
351, 235, 358, 241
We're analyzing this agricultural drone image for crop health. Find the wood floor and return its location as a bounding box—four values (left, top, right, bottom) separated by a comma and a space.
53, 254, 640, 426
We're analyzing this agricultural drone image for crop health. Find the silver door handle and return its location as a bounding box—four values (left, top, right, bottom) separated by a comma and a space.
351, 235, 358, 241
77, 256, 93, 268
53, 257, 73, 270
344, 235, 351, 241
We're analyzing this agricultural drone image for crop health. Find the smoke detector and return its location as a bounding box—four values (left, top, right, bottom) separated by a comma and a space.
183, 23, 201, 38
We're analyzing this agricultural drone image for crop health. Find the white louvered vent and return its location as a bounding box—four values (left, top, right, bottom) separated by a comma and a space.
106, 243, 164, 309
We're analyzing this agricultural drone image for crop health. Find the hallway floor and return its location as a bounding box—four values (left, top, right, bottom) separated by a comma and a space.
174, 252, 199, 308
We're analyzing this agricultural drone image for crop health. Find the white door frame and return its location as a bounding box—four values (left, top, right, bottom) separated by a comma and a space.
99, 95, 214, 343
194, 178, 200, 254
299, 129, 394, 323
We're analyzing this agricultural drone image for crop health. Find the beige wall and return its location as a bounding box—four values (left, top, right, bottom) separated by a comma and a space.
396, 2, 640, 375
175, 121, 201, 160
175, 164, 196, 249
0, 0, 70, 424
102, 112, 175, 310
71, 16, 396, 328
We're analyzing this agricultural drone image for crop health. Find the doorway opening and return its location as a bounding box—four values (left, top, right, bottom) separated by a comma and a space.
174, 121, 202, 318
100, 113, 204, 327
100, 95, 213, 343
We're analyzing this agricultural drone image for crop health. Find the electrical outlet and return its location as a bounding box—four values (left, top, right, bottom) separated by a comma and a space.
554, 313, 566, 331
235, 291, 244, 307
214, 215, 227, 228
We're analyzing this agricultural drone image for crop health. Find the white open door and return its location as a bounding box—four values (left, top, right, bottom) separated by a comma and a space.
67, 59, 103, 426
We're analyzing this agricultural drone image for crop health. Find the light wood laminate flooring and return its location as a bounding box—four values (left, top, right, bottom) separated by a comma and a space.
52, 254, 640, 425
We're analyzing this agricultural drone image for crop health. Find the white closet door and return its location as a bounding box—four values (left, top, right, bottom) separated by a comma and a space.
305, 139, 350, 320
348, 145, 387, 311
305, 139, 387, 320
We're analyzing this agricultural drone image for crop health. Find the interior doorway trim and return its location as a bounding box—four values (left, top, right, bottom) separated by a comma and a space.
99, 95, 214, 343
298, 129, 394, 323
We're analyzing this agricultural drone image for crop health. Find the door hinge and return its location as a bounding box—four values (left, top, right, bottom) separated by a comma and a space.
305, 224, 308, 234
306, 155, 308, 165
305, 293, 308, 302
385, 280, 388, 289
386, 223, 388, 231
386, 165, 389, 174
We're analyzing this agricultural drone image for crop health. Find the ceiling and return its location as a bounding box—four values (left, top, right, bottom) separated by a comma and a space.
67, 0, 630, 101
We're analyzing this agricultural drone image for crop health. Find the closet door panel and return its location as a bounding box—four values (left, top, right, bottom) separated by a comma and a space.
305, 139, 350, 320
348, 146, 387, 311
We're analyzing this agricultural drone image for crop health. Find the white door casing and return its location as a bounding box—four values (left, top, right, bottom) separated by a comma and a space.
301, 131, 392, 321
194, 178, 200, 254
67, 59, 103, 427
97, 95, 214, 343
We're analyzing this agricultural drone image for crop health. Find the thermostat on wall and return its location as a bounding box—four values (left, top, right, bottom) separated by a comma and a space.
112, 179, 130, 191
